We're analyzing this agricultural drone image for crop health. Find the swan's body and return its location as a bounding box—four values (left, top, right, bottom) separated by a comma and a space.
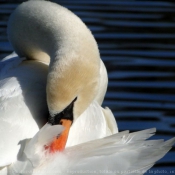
0, 1, 174, 174
0, 53, 49, 166
0, 53, 113, 167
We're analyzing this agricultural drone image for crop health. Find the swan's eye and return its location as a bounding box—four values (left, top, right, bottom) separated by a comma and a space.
48, 97, 77, 125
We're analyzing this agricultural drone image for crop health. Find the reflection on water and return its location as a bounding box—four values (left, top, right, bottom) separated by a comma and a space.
0, 0, 175, 174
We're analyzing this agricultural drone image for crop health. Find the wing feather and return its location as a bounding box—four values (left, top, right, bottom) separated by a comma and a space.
5, 126, 174, 175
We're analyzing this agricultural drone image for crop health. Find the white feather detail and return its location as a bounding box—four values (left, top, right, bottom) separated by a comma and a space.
6, 124, 64, 175
0, 52, 25, 79
3, 126, 175, 175
0, 78, 22, 99
24, 123, 64, 167
0, 54, 48, 167
66, 101, 118, 147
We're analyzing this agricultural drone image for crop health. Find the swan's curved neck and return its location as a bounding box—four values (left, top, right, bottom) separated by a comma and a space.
8, 1, 100, 117
8, 1, 98, 61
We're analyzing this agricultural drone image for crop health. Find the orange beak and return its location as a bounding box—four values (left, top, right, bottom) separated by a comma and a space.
49, 119, 72, 152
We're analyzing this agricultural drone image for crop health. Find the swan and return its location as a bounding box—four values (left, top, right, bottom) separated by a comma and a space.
0, 1, 174, 174
0, 0, 116, 167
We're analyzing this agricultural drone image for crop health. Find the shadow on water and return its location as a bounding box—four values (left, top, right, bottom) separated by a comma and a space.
0, 0, 175, 174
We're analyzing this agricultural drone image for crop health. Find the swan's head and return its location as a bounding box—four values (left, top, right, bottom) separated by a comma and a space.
46, 39, 100, 152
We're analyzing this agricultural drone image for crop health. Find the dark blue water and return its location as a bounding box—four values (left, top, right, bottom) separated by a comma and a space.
0, 0, 175, 174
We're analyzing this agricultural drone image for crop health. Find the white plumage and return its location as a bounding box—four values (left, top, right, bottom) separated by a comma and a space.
0, 1, 174, 175
0, 53, 48, 166
1, 122, 174, 175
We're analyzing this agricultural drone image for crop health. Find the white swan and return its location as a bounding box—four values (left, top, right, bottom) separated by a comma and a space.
0, 1, 174, 174
0, 0, 116, 166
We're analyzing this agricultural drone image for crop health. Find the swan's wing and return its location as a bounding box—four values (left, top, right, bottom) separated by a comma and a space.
0, 54, 48, 167
65, 129, 175, 175
95, 59, 108, 105
0, 54, 28, 166
66, 101, 118, 147
0, 76, 39, 167
102, 106, 118, 134
4, 123, 174, 175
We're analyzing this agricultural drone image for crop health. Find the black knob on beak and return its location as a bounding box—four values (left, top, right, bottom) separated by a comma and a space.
48, 97, 77, 125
